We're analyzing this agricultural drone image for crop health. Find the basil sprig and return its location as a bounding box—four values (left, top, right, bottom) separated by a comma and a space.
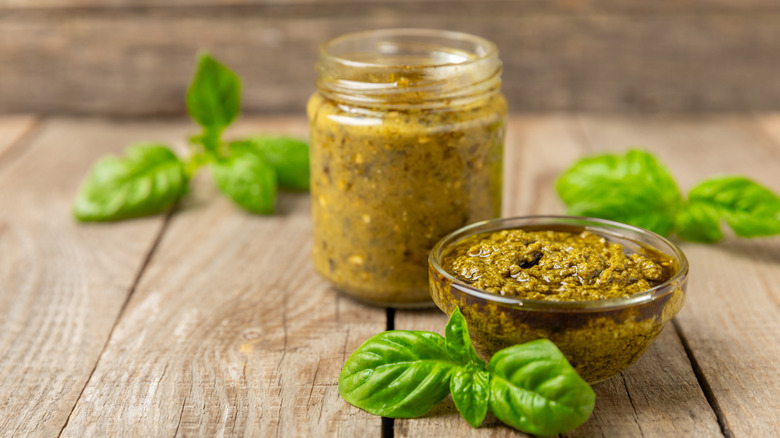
74, 52, 309, 222
556, 149, 780, 243
338, 308, 596, 435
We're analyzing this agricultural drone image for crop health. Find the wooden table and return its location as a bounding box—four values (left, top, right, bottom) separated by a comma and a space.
1, 114, 778, 437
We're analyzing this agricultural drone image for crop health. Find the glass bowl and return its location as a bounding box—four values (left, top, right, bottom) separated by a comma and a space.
428, 216, 689, 383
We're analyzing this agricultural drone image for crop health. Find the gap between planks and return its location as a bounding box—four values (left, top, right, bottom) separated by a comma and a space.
574, 113, 780, 437
57, 210, 176, 438
0, 117, 194, 436
382, 308, 396, 438
572, 114, 728, 437
672, 319, 734, 438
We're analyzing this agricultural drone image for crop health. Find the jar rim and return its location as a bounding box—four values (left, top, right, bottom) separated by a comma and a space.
319, 28, 498, 69
316, 29, 502, 109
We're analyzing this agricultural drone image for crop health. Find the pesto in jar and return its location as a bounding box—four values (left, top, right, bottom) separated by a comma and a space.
309, 30, 506, 306
309, 94, 505, 306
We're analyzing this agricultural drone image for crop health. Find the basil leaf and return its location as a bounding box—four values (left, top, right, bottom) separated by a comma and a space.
445, 308, 489, 427
186, 52, 241, 132
74, 143, 187, 222
683, 176, 780, 241
444, 307, 485, 368
676, 202, 723, 243
338, 330, 457, 418
232, 137, 310, 191
488, 339, 595, 436
212, 145, 276, 214
451, 367, 489, 428
556, 149, 683, 236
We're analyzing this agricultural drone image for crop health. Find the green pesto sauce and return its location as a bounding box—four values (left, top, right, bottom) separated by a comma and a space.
308, 92, 506, 305
444, 229, 674, 301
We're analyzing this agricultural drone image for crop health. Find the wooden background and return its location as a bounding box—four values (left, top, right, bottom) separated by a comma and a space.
3, 0, 780, 116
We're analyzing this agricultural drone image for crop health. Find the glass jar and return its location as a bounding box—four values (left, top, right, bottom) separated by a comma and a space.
308, 29, 506, 307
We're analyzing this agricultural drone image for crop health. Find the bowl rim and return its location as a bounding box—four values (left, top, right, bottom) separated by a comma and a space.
428, 215, 689, 312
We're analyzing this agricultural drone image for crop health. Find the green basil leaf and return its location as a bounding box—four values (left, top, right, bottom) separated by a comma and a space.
488, 339, 595, 436
186, 52, 241, 132
684, 176, 780, 239
74, 143, 187, 222
231, 137, 310, 191
451, 367, 489, 428
338, 330, 457, 418
212, 146, 276, 214
675, 202, 724, 243
444, 307, 485, 368
556, 149, 683, 236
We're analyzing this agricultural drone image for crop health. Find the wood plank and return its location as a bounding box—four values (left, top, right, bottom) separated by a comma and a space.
60, 117, 386, 437
577, 114, 780, 437
0, 115, 36, 159
395, 115, 722, 437
3, 7, 780, 116
4, 0, 780, 11
0, 118, 177, 436
753, 112, 780, 147
567, 325, 721, 438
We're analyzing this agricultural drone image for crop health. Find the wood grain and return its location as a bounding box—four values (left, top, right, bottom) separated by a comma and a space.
567, 325, 722, 438
0, 115, 36, 159
2, 114, 778, 436
753, 113, 780, 147
0, 119, 175, 436
3, 4, 780, 115
5, 0, 780, 11
577, 114, 780, 437
394, 115, 722, 437
60, 118, 386, 437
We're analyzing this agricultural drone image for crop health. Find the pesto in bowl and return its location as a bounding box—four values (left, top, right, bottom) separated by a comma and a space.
428, 216, 689, 383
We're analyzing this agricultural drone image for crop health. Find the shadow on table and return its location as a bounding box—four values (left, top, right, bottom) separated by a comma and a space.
411, 395, 518, 434
175, 188, 310, 218
276, 191, 311, 216
706, 237, 780, 266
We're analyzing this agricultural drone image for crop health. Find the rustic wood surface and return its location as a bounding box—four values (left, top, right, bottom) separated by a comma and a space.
577, 115, 780, 437
3, 2, 780, 116
0, 114, 779, 437
0, 119, 171, 436
59, 119, 386, 437
0, 116, 35, 158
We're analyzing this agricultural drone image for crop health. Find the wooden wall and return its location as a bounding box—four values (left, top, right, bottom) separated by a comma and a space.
2, 1, 780, 115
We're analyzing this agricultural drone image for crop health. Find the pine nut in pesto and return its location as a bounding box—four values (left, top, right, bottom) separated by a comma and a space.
429, 216, 689, 383
309, 30, 506, 307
